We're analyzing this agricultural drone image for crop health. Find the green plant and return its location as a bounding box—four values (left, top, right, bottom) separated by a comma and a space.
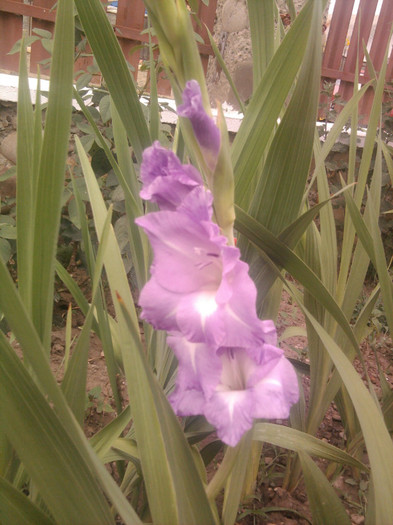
86, 385, 114, 415
0, 1, 392, 524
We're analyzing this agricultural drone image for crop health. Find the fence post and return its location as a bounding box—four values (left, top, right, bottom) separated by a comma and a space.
0, 0, 24, 72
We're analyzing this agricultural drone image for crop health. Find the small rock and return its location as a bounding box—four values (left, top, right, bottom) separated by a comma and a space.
221, 0, 248, 33
0, 131, 17, 164
331, 410, 341, 421
0, 169, 17, 199
351, 515, 365, 524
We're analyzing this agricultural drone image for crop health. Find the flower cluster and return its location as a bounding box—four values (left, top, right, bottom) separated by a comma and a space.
136, 81, 298, 446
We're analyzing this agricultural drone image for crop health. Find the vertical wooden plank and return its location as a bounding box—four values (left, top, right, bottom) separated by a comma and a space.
322, 0, 355, 71
194, 0, 217, 77
0, 0, 23, 73
320, 0, 355, 120
339, 0, 378, 101
359, 0, 393, 123
368, 0, 393, 72
115, 0, 145, 81
193, 0, 216, 51
386, 39, 393, 83
29, 0, 56, 76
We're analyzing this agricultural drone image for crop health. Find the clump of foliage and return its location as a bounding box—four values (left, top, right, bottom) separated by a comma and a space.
0, 1, 392, 525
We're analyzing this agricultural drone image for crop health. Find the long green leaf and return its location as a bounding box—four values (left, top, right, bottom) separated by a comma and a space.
90, 406, 132, 460
234, 206, 359, 353
16, 40, 34, 312
30, 0, 74, 349
0, 476, 54, 525
337, 35, 390, 306
71, 171, 124, 413
253, 423, 366, 471
298, 452, 350, 525
205, 27, 245, 114
365, 189, 393, 335
74, 0, 150, 163
282, 280, 393, 524
0, 263, 142, 525
0, 333, 116, 525
75, 136, 140, 348
61, 206, 114, 425
233, 0, 314, 208
246, 0, 322, 233
222, 431, 253, 525
248, 0, 275, 89
117, 297, 218, 525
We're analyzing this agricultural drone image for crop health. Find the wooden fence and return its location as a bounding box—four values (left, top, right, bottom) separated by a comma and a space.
321, 0, 393, 123
0, 0, 392, 121
0, 0, 217, 96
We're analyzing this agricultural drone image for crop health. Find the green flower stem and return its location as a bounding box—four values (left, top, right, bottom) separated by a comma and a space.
206, 444, 241, 502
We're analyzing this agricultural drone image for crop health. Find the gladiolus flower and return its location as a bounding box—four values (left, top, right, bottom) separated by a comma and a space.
135, 187, 266, 350
136, 81, 299, 447
168, 334, 299, 447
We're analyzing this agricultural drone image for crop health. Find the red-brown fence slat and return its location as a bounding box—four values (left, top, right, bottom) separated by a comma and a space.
359, 0, 393, 121
320, 0, 393, 124
0, 0, 217, 97
0, 0, 23, 72
319, 0, 356, 120
192, 0, 217, 94
114, 0, 173, 96
338, 0, 378, 102
115, 0, 145, 80
322, 0, 355, 73
29, 0, 56, 76
368, 0, 393, 72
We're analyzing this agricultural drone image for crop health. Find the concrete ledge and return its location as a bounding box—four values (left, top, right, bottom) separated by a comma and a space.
0, 73, 50, 104
0, 72, 244, 132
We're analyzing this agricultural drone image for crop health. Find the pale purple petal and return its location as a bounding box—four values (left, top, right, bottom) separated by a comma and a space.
178, 80, 220, 171
205, 390, 254, 447
168, 335, 220, 390
177, 185, 214, 222
252, 356, 299, 420
205, 348, 298, 446
136, 197, 267, 346
168, 336, 217, 415
139, 141, 202, 209
169, 387, 206, 416
137, 275, 180, 332
174, 252, 265, 348
135, 207, 225, 294
166, 337, 299, 447
259, 320, 278, 346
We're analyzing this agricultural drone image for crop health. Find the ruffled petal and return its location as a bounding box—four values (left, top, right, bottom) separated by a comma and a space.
136, 209, 224, 294
139, 141, 202, 209
168, 336, 220, 415
204, 390, 254, 447
137, 275, 179, 332
252, 356, 299, 420
169, 388, 206, 416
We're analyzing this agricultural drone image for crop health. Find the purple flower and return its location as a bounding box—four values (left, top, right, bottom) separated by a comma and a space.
168, 335, 299, 447
177, 80, 221, 171
136, 96, 299, 447
135, 188, 266, 349
139, 141, 202, 210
